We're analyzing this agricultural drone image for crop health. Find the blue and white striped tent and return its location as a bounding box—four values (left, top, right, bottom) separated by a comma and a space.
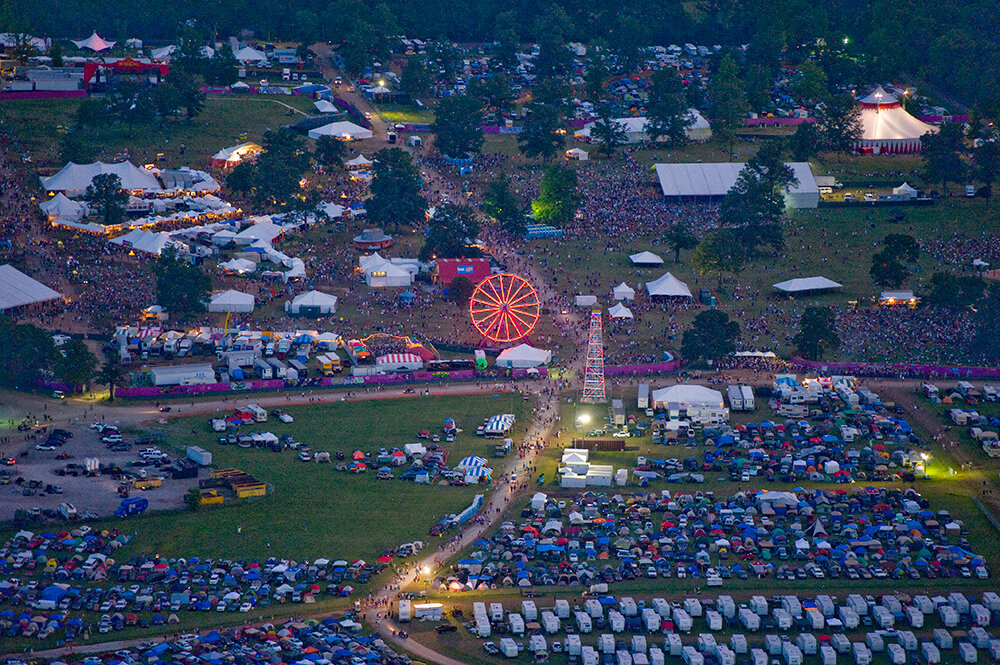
484, 413, 516, 436
457, 456, 489, 470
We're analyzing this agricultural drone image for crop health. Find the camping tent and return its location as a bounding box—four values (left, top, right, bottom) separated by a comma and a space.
608, 302, 634, 319
0, 265, 62, 311
288, 290, 338, 315
629, 251, 664, 266
219, 258, 256, 274
345, 154, 373, 169
72, 32, 115, 51
39, 193, 86, 222
566, 148, 589, 161
855, 86, 938, 154
654, 162, 820, 208
208, 290, 255, 313
41, 161, 162, 196
233, 46, 267, 64
108, 229, 174, 256
612, 282, 636, 301
684, 108, 712, 141
496, 344, 552, 368
209, 142, 262, 169
651, 384, 725, 410
308, 122, 374, 141
314, 100, 338, 113
645, 272, 692, 299
892, 182, 918, 198
772, 276, 842, 294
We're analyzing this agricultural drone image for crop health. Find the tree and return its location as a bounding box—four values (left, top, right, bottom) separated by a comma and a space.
719, 141, 796, 255
431, 94, 485, 157
969, 283, 1000, 362
590, 105, 628, 157
793, 60, 829, 102
420, 203, 481, 261
84, 173, 128, 225
59, 129, 97, 164
692, 228, 746, 287
56, 339, 98, 387
448, 275, 475, 305
925, 272, 986, 311
793, 306, 840, 360
681, 310, 740, 363
531, 164, 580, 226
227, 129, 310, 208
584, 55, 609, 102
95, 360, 128, 402
788, 120, 822, 161
664, 224, 698, 263
0, 316, 55, 388
315, 135, 347, 166
401, 56, 434, 98
49, 41, 63, 68
154, 248, 211, 322
9, 33, 39, 64
517, 102, 566, 161
707, 54, 747, 159
973, 138, 1000, 203
869, 233, 920, 288
468, 74, 514, 114
646, 68, 692, 146
481, 177, 527, 235
816, 93, 862, 155
367, 147, 427, 230
921, 122, 967, 195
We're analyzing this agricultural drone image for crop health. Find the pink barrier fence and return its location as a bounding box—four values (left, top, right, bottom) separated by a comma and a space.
918, 115, 969, 124
745, 117, 814, 126
791, 357, 1000, 379
605, 361, 683, 376
0, 90, 86, 101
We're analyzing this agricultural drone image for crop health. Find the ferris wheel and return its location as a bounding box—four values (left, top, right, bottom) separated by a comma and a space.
468, 273, 541, 344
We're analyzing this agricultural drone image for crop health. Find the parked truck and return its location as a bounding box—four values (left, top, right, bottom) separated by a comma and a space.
114, 497, 149, 518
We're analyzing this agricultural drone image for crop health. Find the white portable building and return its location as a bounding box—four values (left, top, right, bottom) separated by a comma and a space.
805, 608, 825, 630
672, 608, 692, 632
774, 608, 792, 630
631, 635, 647, 654
599, 634, 616, 654
970, 626, 990, 648
576, 611, 593, 633
489, 602, 504, 622
852, 642, 871, 665
939, 605, 959, 627
982, 592, 1000, 611
831, 635, 851, 653
666, 633, 683, 656
681, 646, 703, 665
696, 634, 716, 654
782, 643, 803, 665
739, 608, 760, 631
620, 597, 638, 616
508, 613, 524, 635
397, 599, 411, 622
750, 596, 768, 615
529, 634, 547, 654
764, 636, 782, 655
820, 644, 837, 665
989, 640, 1000, 662
642, 608, 660, 632
797, 633, 817, 655
905, 606, 923, 628
717, 596, 736, 618
730, 635, 747, 654
865, 633, 884, 652
782, 596, 803, 619
872, 606, 894, 629
837, 607, 859, 629
921, 642, 940, 664
913, 595, 934, 614
715, 645, 735, 665
649, 646, 664, 665
609, 610, 626, 632
683, 598, 703, 617
847, 595, 868, 615
499, 638, 518, 658
750, 649, 767, 665
949, 592, 970, 614
970, 603, 990, 626
586, 598, 604, 618
706, 610, 723, 631
540, 610, 560, 634
476, 616, 490, 637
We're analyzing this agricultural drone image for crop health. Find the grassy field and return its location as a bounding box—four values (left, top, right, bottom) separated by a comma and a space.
76, 395, 527, 561
374, 103, 435, 125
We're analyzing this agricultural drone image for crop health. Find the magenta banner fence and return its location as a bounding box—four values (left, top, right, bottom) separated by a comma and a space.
918, 114, 969, 124
0, 90, 86, 101
745, 117, 814, 127
791, 357, 1000, 380
605, 361, 683, 376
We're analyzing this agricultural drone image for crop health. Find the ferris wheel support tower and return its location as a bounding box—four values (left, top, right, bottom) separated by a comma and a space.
581, 308, 606, 403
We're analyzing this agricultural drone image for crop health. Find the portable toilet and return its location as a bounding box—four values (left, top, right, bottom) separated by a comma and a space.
816, 595, 835, 617
865, 633, 884, 652
500, 638, 518, 658
490, 602, 505, 622
970, 626, 990, 648
949, 592, 971, 614
616, 650, 632, 665
774, 608, 793, 630
684, 598, 703, 617
652, 598, 671, 619
509, 613, 525, 635
764, 635, 783, 656
666, 633, 683, 656
782, 596, 803, 619
554, 598, 570, 619
576, 611, 593, 633
782, 642, 803, 665
798, 633, 817, 655
939, 605, 959, 628
632, 636, 647, 654
541, 611, 560, 634
933, 628, 953, 649
565, 634, 582, 656
872, 606, 894, 629
914, 595, 934, 614
831, 634, 851, 653
681, 646, 703, 665
820, 644, 837, 665
529, 634, 547, 654
852, 642, 872, 665
886, 643, 905, 665
739, 608, 760, 631
958, 642, 977, 663
696, 633, 716, 654
620, 597, 638, 617
806, 608, 825, 630
522, 600, 538, 621
673, 608, 693, 633
649, 646, 665, 665
837, 607, 859, 630
609, 610, 626, 633
847, 594, 868, 616
586, 598, 604, 618
582, 646, 600, 665
905, 606, 923, 628
717, 596, 736, 619
750, 596, 768, 615
750, 648, 767, 665
970, 603, 990, 627
898, 630, 917, 651
706, 610, 723, 631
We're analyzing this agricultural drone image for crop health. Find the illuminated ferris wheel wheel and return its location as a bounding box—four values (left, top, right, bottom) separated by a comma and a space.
468, 273, 541, 344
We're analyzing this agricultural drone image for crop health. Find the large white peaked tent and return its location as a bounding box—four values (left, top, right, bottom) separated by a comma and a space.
308, 121, 374, 141
108, 229, 174, 256
233, 46, 267, 64
855, 86, 938, 154
645, 272, 692, 299
359, 253, 413, 288
39, 193, 86, 222
208, 290, 255, 313
496, 343, 552, 368
773, 276, 842, 293
608, 302, 634, 319
0, 265, 62, 310
892, 182, 918, 198
72, 32, 115, 52
288, 290, 338, 315
41, 161, 162, 196
684, 108, 712, 141
654, 162, 820, 209
612, 282, 635, 301
629, 251, 664, 266
651, 384, 724, 410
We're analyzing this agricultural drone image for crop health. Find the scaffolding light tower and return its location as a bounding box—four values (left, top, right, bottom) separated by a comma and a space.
582, 308, 606, 403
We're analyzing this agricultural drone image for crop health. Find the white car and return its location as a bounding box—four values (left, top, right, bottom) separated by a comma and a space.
239, 602, 253, 612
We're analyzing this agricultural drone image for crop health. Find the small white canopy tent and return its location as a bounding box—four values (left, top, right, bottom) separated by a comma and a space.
0, 265, 62, 311
345, 154, 373, 169
608, 303, 634, 319
496, 343, 553, 368
233, 46, 267, 64
219, 258, 256, 274
629, 251, 664, 266
72, 32, 116, 52
565, 148, 589, 161
288, 290, 338, 315
209, 142, 262, 168
611, 282, 635, 301
645, 272, 692, 298
308, 121, 374, 141
314, 100, 338, 113
208, 290, 255, 313
772, 276, 843, 293
892, 182, 918, 198
39, 193, 86, 222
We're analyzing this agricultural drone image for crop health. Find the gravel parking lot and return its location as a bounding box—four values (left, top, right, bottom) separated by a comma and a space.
0, 418, 201, 521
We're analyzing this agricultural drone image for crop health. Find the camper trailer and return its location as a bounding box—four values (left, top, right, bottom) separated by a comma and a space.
726, 385, 744, 411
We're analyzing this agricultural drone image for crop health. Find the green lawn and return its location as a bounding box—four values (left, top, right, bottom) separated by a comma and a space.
375, 103, 435, 125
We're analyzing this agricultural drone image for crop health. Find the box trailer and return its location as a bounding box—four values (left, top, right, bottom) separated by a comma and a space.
397, 599, 411, 622
740, 385, 755, 410
253, 359, 273, 379
186, 446, 213, 466
266, 357, 287, 378
726, 385, 744, 411
638, 384, 650, 409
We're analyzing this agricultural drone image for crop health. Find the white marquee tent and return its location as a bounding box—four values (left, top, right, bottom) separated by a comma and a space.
345, 154, 373, 169
359, 253, 413, 288
651, 384, 725, 410
645, 272, 692, 299
233, 220, 283, 246
0, 265, 62, 310
496, 343, 553, 368
612, 282, 635, 300
314, 100, 339, 113
208, 290, 255, 313
684, 108, 712, 141
565, 148, 589, 161
108, 229, 175, 256
855, 86, 938, 154
319, 201, 346, 218
233, 46, 267, 64
39, 193, 86, 222
892, 182, 918, 198
308, 121, 374, 141
773, 276, 842, 293
629, 251, 664, 266
41, 161, 162, 196
288, 290, 338, 315
608, 302, 634, 319
654, 162, 820, 209
219, 258, 256, 274
72, 32, 115, 52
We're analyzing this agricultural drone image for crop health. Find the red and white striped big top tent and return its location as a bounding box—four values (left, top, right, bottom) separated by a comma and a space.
855, 86, 939, 154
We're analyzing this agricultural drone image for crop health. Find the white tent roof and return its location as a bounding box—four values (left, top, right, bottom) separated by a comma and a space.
41, 161, 161, 195
772, 276, 843, 293
858, 103, 937, 141
629, 251, 664, 265
496, 343, 552, 368
233, 46, 267, 63
612, 282, 635, 300
654, 162, 819, 200
319, 201, 346, 218
893, 182, 918, 196
685, 108, 711, 130
576, 117, 648, 138
651, 384, 724, 408
211, 142, 261, 165
307, 121, 374, 141
0, 265, 62, 310
608, 302, 634, 319
150, 45, 177, 60
566, 148, 589, 158
219, 258, 256, 273
234, 221, 283, 245
314, 100, 338, 113
72, 32, 115, 52
208, 290, 255, 313
645, 272, 692, 298
345, 154, 373, 167
367, 84, 390, 94
39, 193, 86, 221
108, 229, 174, 255
291, 290, 338, 310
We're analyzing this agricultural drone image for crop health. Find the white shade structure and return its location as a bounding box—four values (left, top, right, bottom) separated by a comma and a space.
611, 282, 636, 301
855, 86, 938, 154
108, 229, 174, 256
892, 182, 918, 198
496, 343, 552, 368
772, 276, 842, 293
608, 302, 634, 319
345, 154, 373, 169
654, 162, 820, 208
288, 290, 338, 315
651, 384, 724, 409
629, 251, 664, 266
234, 220, 283, 246
314, 100, 338, 113
233, 46, 267, 64
684, 108, 712, 140
308, 121, 374, 141
208, 290, 255, 313
645, 272, 692, 298
72, 32, 115, 51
